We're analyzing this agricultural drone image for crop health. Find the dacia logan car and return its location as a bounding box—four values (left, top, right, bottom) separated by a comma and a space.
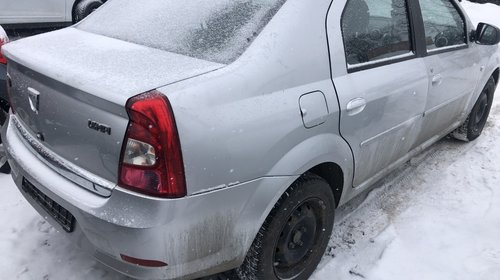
2, 0, 499, 279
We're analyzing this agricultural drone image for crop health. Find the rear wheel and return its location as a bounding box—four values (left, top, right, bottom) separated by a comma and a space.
451, 77, 496, 141
73, 0, 103, 23
237, 174, 335, 280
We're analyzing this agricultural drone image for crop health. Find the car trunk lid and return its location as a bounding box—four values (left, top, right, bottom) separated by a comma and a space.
3, 27, 224, 106
3, 28, 223, 194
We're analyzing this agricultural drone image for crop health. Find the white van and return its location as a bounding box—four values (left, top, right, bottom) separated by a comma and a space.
0, 0, 104, 26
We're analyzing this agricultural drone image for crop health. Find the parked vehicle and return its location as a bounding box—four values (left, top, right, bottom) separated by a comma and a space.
0, 0, 105, 26
2, 0, 500, 279
0, 25, 10, 174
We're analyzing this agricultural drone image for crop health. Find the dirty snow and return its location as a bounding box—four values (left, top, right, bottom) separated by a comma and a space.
1, 1, 500, 280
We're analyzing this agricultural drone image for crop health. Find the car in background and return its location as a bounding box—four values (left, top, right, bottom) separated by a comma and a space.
0, 24, 10, 174
0, 0, 105, 27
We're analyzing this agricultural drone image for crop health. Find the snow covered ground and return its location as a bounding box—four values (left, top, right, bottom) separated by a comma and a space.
1, 1, 500, 280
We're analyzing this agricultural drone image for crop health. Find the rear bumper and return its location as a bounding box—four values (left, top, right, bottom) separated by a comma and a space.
2, 114, 296, 279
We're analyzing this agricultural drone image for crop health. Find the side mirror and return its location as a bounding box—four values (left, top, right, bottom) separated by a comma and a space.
475, 22, 500, 45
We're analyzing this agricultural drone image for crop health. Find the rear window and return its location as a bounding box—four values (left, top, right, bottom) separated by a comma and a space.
77, 0, 286, 64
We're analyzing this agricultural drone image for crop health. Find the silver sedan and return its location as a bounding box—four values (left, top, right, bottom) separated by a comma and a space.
1, 0, 499, 279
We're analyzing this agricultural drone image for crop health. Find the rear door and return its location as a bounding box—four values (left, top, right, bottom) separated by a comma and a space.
327, 0, 429, 187
414, 0, 482, 145
0, 0, 66, 24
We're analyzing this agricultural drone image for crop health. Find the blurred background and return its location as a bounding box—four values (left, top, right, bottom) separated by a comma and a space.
0, 0, 106, 39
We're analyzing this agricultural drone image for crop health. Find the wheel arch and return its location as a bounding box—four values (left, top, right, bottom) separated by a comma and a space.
308, 162, 344, 207
71, 0, 80, 21
265, 132, 354, 210
71, 0, 106, 23
492, 67, 499, 87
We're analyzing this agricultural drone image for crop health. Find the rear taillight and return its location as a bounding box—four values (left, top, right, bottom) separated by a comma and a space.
0, 37, 8, 65
118, 91, 186, 198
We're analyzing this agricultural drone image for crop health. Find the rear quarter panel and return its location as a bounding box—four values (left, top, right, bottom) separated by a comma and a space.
159, 0, 354, 199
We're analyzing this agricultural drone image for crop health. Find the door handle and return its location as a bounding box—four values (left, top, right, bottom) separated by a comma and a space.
431, 74, 443, 86
346, 98, 366, 116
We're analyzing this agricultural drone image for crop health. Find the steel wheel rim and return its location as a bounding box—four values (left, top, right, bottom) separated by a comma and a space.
273, 198, 327, 279
473, 93, 489, 132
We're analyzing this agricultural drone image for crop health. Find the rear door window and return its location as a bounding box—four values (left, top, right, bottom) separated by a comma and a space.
341, 0, 413, 66
419, 0, 466, 51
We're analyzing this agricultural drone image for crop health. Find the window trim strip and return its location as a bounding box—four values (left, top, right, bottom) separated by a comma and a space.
340, 0, 470, 74
341, 0, 419, 74
418, 0, 469, 55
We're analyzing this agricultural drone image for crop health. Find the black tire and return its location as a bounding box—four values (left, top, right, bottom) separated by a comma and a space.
237, 174, 335, 280
451, 77, 496, 141
0, 158, 10, 174
73, 0, 103, 23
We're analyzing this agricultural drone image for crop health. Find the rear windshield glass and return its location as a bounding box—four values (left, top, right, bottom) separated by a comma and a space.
77, 0, 286, 64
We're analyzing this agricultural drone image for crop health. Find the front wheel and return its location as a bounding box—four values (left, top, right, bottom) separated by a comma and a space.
237, 174, 335, 280
452, 77, 496, 141
73, 0, 103, 23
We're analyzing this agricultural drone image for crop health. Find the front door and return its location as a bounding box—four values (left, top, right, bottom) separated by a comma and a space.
415, 0, 481, 145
